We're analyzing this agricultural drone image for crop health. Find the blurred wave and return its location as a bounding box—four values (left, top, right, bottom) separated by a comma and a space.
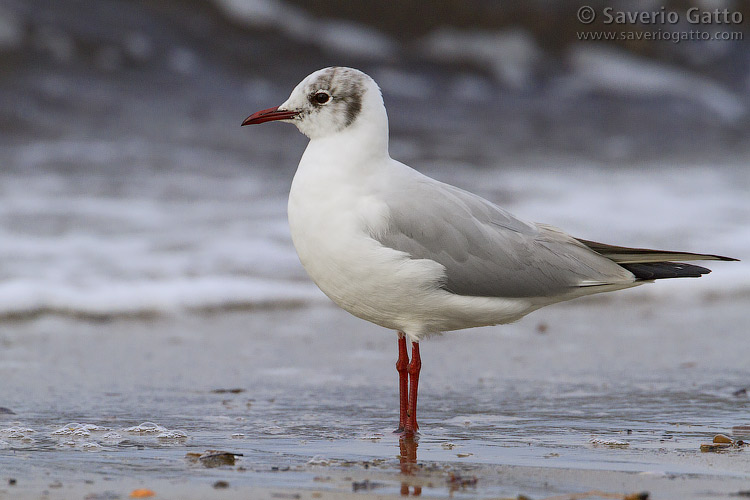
0, 145, 746, 319
1, 0, 748, 155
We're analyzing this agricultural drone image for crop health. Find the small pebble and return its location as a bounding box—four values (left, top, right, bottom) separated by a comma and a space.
186, 450, 242, 468
8, 478, 16, 485
624, 493, 650, 500
213, 480, 229, 489
713, 434, 733, 444
201, 452, 238, 467
129, 489, 155, 498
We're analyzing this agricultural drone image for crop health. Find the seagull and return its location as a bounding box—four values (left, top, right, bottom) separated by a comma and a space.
242, 67, 737, 436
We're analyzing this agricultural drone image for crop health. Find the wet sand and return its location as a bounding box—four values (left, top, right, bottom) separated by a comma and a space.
1, 287, 749, 499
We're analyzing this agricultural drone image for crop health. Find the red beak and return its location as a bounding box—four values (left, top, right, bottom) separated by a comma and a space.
241, 106, 298, 126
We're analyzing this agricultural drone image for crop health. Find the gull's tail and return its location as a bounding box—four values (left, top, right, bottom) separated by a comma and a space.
575, 238, 739, 281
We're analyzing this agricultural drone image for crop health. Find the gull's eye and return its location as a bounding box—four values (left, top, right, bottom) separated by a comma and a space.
313, 91, 330, 105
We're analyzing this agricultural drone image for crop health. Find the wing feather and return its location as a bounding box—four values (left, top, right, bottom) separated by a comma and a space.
372, 178, 635, 298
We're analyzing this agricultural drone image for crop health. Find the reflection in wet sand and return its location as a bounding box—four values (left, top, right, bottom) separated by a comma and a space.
399, 436, 421, 496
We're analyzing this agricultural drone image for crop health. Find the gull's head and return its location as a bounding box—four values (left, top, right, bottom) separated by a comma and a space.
242, 67, 385, 140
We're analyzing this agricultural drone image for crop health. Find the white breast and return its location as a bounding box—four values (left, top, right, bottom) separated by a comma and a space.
287, 148, 445, 333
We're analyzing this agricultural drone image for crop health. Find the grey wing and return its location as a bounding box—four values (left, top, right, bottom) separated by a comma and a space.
372, 178, 634, 298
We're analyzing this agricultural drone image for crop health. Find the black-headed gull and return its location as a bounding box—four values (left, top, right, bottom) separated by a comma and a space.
242, 67, 737, 436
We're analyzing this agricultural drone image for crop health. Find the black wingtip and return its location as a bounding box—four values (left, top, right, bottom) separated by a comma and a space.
717, 256, 740, 262
621, 262, 714, 280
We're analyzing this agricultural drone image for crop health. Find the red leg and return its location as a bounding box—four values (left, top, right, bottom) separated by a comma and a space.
396, 332, 409, 432
404, 341, 421, 435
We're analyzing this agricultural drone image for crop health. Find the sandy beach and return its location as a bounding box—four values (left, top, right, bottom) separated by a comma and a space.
2, 287, 749, 499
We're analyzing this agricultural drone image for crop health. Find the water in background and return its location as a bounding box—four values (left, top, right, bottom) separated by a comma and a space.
0, 0, 748, 318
